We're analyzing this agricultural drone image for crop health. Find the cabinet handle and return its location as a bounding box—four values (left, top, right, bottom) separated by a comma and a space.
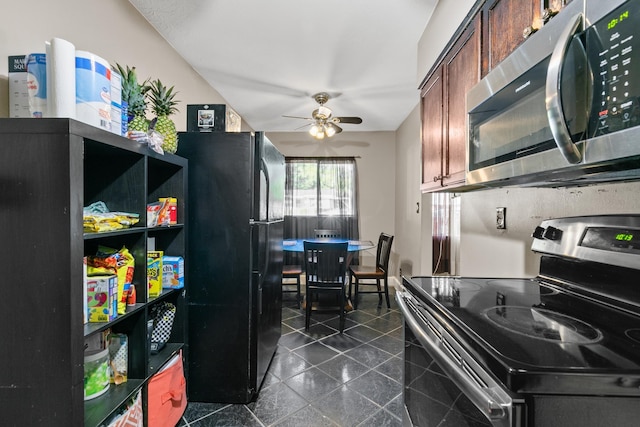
523, 25, 538, 39
433, 175, 441, 182
542, 8, 559, 24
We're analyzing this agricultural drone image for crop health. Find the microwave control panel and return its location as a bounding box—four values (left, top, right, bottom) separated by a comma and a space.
589, 0, 640, 136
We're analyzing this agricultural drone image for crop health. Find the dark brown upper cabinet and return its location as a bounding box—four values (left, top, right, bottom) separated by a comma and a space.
421, 15, 481, 191
480, 0, 543, 77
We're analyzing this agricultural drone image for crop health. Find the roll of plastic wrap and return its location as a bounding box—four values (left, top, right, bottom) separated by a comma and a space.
45, 38, 76, 118
75, 50, 111, 130
26, 53, 47, 118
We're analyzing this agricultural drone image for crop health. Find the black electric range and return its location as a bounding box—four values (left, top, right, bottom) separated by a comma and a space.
398, 215, 640, 426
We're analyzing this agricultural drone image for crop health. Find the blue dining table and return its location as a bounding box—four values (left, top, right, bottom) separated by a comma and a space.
283, 238, 375, 253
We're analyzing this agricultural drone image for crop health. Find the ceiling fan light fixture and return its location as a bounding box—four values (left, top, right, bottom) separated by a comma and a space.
316, 106, 332, 120
285, 92, 362, 139
325, 122, 337, 137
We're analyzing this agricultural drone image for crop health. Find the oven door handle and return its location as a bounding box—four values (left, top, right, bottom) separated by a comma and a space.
397, 292, 510, 425
545, 12, 584, 164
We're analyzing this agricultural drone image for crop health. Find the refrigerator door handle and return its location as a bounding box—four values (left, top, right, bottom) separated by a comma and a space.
253, 271, 263, 316
260, 158, 270, 220
263, 224, 271, 284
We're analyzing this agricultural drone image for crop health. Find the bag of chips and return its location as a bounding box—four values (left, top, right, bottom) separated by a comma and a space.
88, 246, 135, 315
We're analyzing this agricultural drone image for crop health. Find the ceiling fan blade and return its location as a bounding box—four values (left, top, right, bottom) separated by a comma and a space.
283, 115, 313, 121
334, 116, 363, 124
333, 123, 343, 134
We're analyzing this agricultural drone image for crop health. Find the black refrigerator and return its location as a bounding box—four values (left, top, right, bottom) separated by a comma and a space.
177, 131, 284, 403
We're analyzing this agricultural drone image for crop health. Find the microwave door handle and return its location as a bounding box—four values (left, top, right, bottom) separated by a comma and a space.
545, 12, 584, 164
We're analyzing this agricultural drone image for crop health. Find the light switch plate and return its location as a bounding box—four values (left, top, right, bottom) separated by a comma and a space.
496, 207, 506, 229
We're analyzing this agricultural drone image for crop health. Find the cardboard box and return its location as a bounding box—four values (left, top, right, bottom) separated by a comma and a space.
162, 256, 184, 289
87, 275, 118, 322
147, 251, 164, 298
8, 55, 30, 118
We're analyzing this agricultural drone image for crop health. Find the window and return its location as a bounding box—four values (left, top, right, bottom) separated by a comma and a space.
284, 157, 359, 245
286, 158, 357, 217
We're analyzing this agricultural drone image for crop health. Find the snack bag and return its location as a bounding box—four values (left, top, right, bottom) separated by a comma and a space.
147, 251, 163, 298
89, 246, 135, 315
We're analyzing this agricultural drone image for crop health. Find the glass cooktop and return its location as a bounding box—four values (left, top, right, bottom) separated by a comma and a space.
404, 276, 640, 372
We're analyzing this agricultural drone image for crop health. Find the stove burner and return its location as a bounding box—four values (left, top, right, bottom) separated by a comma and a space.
483, 306, 603, 344
486, 279, 557, 295
625, 329, 640, 345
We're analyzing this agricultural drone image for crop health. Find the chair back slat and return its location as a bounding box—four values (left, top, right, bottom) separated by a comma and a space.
375, 233, 394, 272
314, 229, 341, 239
304, 241, 348, 288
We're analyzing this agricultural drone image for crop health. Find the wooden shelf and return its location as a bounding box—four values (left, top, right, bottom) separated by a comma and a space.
0, 118, 188, 426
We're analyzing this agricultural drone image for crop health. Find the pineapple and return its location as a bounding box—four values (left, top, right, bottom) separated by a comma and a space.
114, 63, 149, 133
148, 79, 180, 154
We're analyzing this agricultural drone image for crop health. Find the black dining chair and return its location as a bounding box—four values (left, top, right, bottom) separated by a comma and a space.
303, 241, 349, 333
282, 264, 302, 308
314, 229, 341, 239
348, 233, 394, 310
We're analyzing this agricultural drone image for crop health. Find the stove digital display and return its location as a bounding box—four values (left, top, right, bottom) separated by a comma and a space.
581, 227, 640, 253
615, 232, 634, 242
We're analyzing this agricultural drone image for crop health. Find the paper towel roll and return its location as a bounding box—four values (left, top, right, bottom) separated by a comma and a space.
75, 50, 111, 131
45, 38, 76, 118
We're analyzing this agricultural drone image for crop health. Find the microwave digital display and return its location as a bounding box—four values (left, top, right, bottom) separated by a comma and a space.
607, 9, 630, 31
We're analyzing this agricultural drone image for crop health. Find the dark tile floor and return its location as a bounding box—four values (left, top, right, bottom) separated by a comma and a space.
178, 288, 404, 427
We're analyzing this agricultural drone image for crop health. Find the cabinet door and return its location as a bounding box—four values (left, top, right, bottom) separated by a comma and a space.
420, 66, 444, 192
443, 16, 480, 187
481, 0, 542, 76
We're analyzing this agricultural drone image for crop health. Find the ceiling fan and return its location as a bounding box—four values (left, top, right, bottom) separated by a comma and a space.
283, 92, 363, 139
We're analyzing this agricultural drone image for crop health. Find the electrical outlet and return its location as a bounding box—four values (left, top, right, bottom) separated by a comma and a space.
496, 207, 506, 229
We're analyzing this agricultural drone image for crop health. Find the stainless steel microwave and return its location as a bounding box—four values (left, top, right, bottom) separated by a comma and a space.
467, 0, 640, 187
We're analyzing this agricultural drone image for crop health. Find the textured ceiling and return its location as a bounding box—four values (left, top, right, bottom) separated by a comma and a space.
128, 0, 438, 133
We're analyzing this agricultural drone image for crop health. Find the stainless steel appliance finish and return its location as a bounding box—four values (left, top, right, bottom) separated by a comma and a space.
466, 0, 640, 187
398, 215, 640, 426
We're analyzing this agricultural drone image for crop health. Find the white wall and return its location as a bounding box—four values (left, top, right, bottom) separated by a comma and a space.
417, 0, 477, 86
394, 104, 427, 278
458, 182, 640, 277
0, 0, 227, 128
267, 131, 397, 267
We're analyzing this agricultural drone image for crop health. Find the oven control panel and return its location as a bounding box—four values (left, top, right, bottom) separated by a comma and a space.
531, 215, 640, 269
